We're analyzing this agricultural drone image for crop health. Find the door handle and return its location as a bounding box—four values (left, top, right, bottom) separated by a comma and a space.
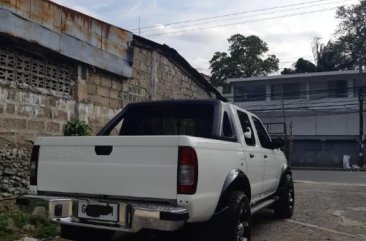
95, 146, 113, 156
264, 154, 268, 159
249, 153, 255, 158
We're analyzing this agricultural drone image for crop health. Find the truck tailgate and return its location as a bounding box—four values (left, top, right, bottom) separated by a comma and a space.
37, 136, 179, 200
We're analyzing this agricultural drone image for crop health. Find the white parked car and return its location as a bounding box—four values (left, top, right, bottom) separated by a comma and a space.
17, 100, 294, 241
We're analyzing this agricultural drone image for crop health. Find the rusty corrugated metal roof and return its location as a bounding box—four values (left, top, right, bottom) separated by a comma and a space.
0, 0, 133, 78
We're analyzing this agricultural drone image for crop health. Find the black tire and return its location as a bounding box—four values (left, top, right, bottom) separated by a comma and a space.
274, 174, 295, 219
60, 225, 115, 241
212, 191, 251, 241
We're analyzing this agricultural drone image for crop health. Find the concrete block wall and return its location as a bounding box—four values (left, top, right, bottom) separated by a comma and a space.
0, 85, 76, 138
132, 47, 210, 100
156, 54, 209, 100
0, 44, 213, 140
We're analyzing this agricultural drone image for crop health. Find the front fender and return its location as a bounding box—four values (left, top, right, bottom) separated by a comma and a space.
277, 165, 292, 191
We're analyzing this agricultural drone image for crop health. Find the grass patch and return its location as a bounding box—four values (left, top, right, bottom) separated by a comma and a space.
29, 215, 59, 239
0, 212, 21, 241
0, 206, 59, 241
9, 210, 29, 229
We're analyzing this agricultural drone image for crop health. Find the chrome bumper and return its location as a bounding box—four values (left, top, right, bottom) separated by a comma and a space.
16, 195, 188, 233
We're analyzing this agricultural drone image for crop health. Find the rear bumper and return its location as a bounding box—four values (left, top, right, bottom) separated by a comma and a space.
16, 195, 188, 233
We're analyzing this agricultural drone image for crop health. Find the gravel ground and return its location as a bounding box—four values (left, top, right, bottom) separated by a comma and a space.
113, 182, 366, 241
19, 182, 366, 241
251, 182, 366, 241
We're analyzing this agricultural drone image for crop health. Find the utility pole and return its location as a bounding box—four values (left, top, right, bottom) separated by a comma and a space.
359, 87, 365, 168
281, 98, 291, 163
358, 61, 365, 168
138, 16, 141, 36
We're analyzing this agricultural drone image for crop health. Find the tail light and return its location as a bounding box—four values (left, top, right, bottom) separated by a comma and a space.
30, 145, 40, 186
178, 147, 198, 195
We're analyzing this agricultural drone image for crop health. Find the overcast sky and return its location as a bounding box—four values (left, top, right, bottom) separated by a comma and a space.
52, 0, 359, 75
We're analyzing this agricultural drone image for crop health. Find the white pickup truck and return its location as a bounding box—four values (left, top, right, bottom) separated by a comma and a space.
17, 100, 294, 241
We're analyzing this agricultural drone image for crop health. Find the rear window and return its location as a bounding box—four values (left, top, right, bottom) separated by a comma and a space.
119, 103, 214, 138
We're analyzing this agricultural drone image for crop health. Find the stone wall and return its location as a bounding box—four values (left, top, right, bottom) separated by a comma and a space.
0, 84, 119, 138
73, 44, 212, 132
132, 47, 210, 101
0, 138, 31, 199
0, 42, 214, 139
0, 85, 74, 139
0, 38, 217, 200
0, 42, 217, 200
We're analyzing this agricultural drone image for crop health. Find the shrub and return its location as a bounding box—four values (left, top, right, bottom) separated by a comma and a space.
63, 119, 92, 136
0, 208, 59, 241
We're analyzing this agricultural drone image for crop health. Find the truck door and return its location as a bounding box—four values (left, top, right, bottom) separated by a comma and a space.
236, 110, 265, 199
252, 117, 281, 194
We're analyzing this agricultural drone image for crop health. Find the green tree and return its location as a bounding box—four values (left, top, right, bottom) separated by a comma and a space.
209, 34, 279, 86
281, 58, 317, 75
295, 58, 317, 73
281, 68, 297, 75
336, 0, 366, 69
313, 38, 355, 71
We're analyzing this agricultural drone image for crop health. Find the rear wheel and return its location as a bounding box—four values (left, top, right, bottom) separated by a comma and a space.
60, 225, 115, 241
274, 174, 295, 219
212, 191, 251, 241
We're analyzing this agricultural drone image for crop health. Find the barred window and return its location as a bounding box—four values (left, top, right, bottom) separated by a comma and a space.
0, 46, 76, 96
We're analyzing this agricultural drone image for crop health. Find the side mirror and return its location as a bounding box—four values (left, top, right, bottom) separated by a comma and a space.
244, 127, 252, 139
272, 138, 285, 149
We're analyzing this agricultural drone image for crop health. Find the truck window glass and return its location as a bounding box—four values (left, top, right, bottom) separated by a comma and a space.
252, 117, 272, 149
109, 120, 123, 136
222, 112, 234, 138
237, 111, 256, 146
119, 103, 214, 138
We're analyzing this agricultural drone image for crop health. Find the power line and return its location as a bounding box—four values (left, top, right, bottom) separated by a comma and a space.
280, 60, 314, 64
241, 97, 359, 106
280, 56, 314, 61
145, 7, 339, 37
230, 89, 363, 117
258, 108, 360, 114
240, 103, 359, 112
280, 61, 300, 64
140, 0, 345, 34
232, 102, 360, 113
243, 100, 361, 112
226, 85, 364, 116
279, 56, 316, 65
260, 110, 359, 118
230, 101, 359, 110
131, 0, 344, 31
248, 103, 359, 114
226, 85, 364, 99
249, 103, 359, 112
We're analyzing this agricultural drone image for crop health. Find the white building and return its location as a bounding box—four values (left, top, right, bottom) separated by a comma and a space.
227, 70, 366, 168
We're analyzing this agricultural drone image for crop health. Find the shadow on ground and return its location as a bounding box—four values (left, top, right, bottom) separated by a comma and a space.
111, 209, 277, 241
